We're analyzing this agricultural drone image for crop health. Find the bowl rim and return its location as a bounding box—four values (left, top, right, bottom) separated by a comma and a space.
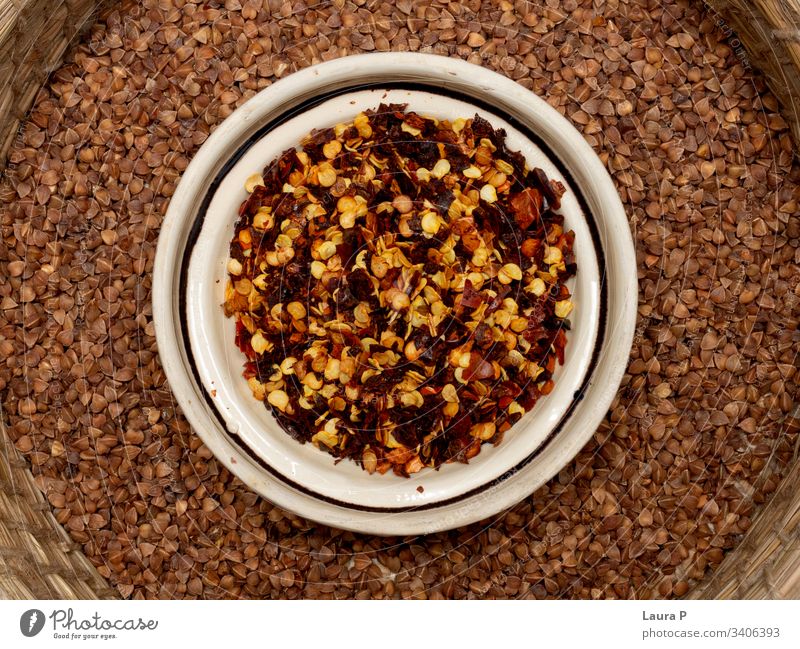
153, 52, 637, 535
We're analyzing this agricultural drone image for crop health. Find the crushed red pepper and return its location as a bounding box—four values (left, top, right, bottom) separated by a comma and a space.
223, 104, 576, 476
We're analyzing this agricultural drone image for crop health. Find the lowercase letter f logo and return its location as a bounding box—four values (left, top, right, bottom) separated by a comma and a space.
20, 609, 45, 637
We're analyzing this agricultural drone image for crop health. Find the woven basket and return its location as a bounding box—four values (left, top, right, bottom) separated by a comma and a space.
0, 0, 798, 600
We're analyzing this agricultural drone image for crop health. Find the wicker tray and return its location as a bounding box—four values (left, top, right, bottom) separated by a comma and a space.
0, 0, 798, 599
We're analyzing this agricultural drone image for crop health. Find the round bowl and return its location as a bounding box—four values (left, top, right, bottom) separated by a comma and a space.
190, 88, 600, 509
153, 53, 637, 535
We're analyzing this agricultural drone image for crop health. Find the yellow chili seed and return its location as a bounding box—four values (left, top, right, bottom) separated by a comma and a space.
443, 402, 459, 417
543, 245, 563, 265
253, 209, 273, 231
495, 159, 514, 174
490, 171, 507, 188
248, 378, 266, 401
313, 425, 339, 448
324, 358, 341, 381
529, 277, 546, 296
322, 139, 342, 160
354, 113, 373, 138
245, 174, 265, 193
475, 147, 492, 166
400, 121, 421, 136
442, 383, 459, 403
251, 332, 270, 354
227, 258, 243, 275
277, 248, 294, 265
404, 340, 420, 361
310, 260, 326, 279
498, 263, 522, 284
510, 317, 528, 333
318, 241, 337, 260
471, 248, 489, 267
303, 372, 322, 390
287, 301, 306, 320
421, 212, 441, 235
495, 310, 512, 328
466, 272, 484, 289
508, 401, 525, 415
279, 357, 297, 374
362, 449, 377, 473
370, 255, 390, 279
392, 194, 413, 214
267, 389, 289, 411
389, 289, 410, 311
470, 422, 496, 440
480, 183, 498, 203
339, 210, 356, 229
317, 163, 337, 187
337, 195, 356, 212
555, 299, 574, 318
432, 158, 451, 179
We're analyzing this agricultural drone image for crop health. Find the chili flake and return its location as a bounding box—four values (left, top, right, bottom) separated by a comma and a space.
224, 104, 576, 477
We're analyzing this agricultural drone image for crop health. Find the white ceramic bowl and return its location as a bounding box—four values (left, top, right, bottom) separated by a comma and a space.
154, 53, 637, 535
188, 89, 600, 509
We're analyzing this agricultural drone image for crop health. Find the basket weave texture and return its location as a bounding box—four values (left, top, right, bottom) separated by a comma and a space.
0, 0, 120, 599
704, 0, 800, 149
1, 419, 117, 598
0, 0, 798, 600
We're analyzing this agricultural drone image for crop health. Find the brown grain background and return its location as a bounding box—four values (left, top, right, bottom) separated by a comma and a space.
0, 0, 798, 599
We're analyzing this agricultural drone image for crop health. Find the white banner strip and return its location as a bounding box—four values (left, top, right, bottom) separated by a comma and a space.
1, 599, 797, 648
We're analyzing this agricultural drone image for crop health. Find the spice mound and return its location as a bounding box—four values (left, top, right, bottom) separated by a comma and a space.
224, 104, 576, 476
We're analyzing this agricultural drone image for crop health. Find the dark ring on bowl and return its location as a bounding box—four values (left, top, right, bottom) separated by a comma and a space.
178, 81, 609, 514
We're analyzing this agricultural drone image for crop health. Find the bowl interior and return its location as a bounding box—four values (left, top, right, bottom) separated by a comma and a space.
185, 87, 600, 509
